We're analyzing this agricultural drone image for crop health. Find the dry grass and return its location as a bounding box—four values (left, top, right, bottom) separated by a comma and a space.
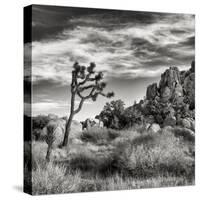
29, 125, 195, 195
32, 163, 82, 195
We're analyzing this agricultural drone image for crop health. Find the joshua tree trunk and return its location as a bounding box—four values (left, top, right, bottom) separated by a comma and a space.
46, 146, 52, 162
62, 114, 73, 146
62, 88, 75, 147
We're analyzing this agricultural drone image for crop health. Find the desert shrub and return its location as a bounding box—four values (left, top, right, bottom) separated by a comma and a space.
70, 131, 135, 175
80, 127, 120, 145
68, 143, 115, 174
32, 162, 82, 194
131, 134, 156, 147
132, 123, 148, 134
128, 132, 194, 178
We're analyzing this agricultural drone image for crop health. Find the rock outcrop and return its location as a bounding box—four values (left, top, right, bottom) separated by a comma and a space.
136, 61, 195, 131
159, 66, 183, 102
146, 83, 158, 100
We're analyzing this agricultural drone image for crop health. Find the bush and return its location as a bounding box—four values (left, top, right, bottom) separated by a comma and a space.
128, 131, 194, 178
32, 163, 82, 194
80, 127, 120, 145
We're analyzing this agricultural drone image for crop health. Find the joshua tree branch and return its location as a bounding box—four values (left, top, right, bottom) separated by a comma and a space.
78, 74, 96, 86
78, 84, 96, 92
74, 98, 85, 114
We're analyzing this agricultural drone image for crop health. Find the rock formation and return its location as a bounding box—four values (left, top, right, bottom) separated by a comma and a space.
130, 61, 195, 131
146, 83, 158, 100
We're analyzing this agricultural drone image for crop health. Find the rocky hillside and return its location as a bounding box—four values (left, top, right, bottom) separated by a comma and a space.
126, 61, 195, 130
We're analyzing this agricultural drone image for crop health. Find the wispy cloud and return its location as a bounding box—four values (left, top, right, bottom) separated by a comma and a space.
31, 11, 194, 86
31, 98, 93, 116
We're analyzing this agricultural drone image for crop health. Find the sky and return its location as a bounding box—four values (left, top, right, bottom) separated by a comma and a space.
24, 5, 195, 121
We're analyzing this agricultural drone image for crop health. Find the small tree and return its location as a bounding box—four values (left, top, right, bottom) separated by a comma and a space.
62, 62, 114, 146
97, 99, 125, 129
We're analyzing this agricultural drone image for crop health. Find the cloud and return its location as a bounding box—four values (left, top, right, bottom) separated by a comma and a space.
31, 98, 93, 116
31, 11, 194, 86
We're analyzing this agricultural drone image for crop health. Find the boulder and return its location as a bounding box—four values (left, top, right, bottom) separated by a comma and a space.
71, 120, 82, 132
179, 118, 195, 131
148, 123, 161, 133
146, 83, 158, 100
71, 138, 84, 145
181, 118, 191, 129
173, 127, 195, 142
48, 113, 58, 120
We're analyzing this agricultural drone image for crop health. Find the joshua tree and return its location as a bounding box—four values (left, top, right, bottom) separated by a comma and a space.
62, 62, 114, 146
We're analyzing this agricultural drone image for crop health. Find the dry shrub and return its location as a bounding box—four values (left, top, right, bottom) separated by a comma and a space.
68, 143, 115, 174
32, 162, 81, 195
80, 127, 120, 145
128, 131, 194, 178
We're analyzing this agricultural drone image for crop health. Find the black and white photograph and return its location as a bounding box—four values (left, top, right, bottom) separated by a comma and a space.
24, 4, 195, 195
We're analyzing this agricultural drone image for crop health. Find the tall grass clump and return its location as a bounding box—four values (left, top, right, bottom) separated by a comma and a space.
32, 162, 82, 194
